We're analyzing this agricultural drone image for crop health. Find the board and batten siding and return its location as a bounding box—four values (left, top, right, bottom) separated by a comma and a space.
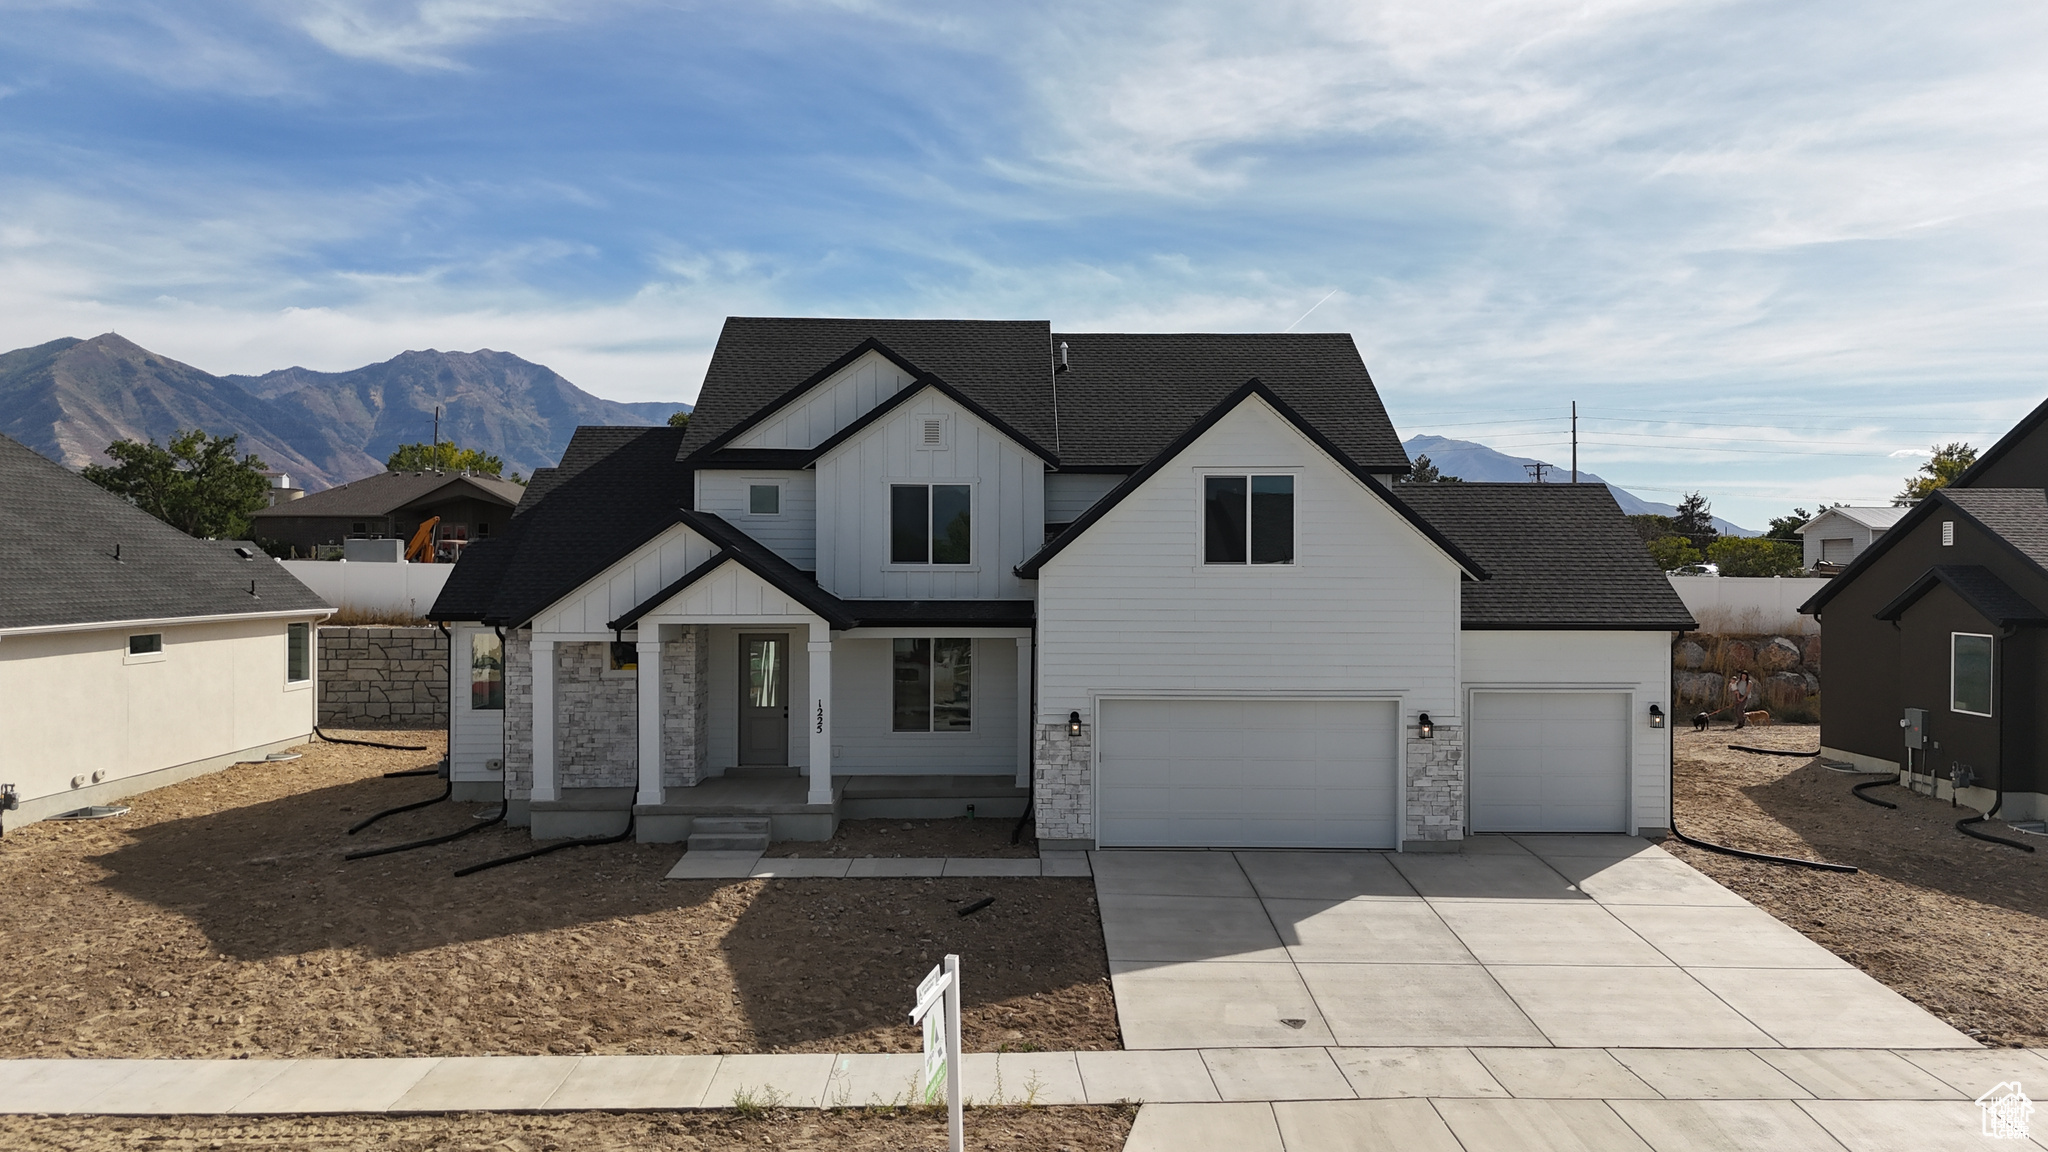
1459, 629, 1675, 833
694, 470, 818, 570
813, 391, 1045, 601
1045, 472, 1125, 524
731, 349, 916, 450
1034, 397, 1464, 723
829, 637, 1020, 775
448, 622, 506, 784
528, 523, 725, 636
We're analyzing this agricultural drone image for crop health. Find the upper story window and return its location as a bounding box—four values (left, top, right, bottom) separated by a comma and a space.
471, 631, 504, 710
1204, 474, 1295, 564
287, 622, 311, 683
129, 633, 162, 656
891, 483, 971, 565
1952, 632, 1993, 716
748, 483, 781, 515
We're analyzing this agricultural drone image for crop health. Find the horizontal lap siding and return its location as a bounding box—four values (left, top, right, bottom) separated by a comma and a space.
815, 393, 1043, 601
732, 351, 914, 449
1045, 472, 1123, 523
695, 471, 818, 570
448, 623, 506, 781
1037, 400, 1461, 718
1461, 630, 1674, 832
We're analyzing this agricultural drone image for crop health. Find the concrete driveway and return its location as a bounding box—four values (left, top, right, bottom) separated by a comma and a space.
1094, 835, 1976, 1052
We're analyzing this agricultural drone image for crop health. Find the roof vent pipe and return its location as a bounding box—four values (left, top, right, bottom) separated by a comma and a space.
1057, 341, 1068, 373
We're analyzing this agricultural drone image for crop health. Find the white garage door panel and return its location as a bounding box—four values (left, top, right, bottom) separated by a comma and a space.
1470, 691, 1629, 833
1098, 699, 1399, 848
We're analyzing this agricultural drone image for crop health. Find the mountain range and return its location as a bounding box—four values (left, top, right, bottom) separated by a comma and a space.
0, 333, 690, 491
1402, 434, 1756, 536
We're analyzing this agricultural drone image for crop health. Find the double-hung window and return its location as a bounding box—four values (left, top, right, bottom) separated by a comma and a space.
893, 638, 973, 732
1204, 474, 1295, 564
890, 484, 972, 564
1952, 632, 1993, 716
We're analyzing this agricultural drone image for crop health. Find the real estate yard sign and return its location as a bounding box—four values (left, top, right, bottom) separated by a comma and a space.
911, 954, 964, 1152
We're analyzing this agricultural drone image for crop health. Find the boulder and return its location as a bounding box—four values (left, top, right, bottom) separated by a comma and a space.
1759, 636, 1802, 672
1765, 670, 1814, 708
1802, 634, 1822, 667
1675, 671, 1724, 706
1720, 640, 1757, 669
1675, 640, 1709, 670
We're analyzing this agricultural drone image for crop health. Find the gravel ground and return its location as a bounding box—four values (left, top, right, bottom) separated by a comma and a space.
1669, 723, 2048, 1047
1, 1106, 1136, 1151
764, 818, 1038, 858
0, 731, 1118, 1059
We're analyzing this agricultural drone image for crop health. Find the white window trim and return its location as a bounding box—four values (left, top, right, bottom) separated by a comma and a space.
742, 479, 785, 518
124, 633, 167, 665
285, 622, 314, 688
913, 413, 950, 451
1197, 470, 1301, 568
1950, 631, 1994, 717
882, 479, 978, 570
891, 636, 976, 734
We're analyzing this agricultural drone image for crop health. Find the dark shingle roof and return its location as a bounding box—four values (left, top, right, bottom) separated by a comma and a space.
0, 434, 330, 631
1048, 332, 1408, 471
676, 319, 1409, 474
1396, 483, 1696, 630
251, 469, 525, 520
428, 426, 691, 625
1875, 564, 2048, 626
1801, 486, 2048, 615
678, 319, 1057, 458
513, 426, 652, 516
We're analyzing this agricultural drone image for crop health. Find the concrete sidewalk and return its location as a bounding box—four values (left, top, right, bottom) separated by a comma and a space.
665, 851, 1092, 879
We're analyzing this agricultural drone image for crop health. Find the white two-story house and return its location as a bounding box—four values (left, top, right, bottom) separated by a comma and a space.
431, 318, 1693, 851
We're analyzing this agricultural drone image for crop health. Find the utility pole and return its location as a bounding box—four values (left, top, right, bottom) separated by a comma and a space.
433, 405, 442, 469
1524, 461, 1551, 483
1571, 401, 1578, 484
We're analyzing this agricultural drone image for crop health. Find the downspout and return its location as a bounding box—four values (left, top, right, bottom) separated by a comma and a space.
1957, 625, 2035, 852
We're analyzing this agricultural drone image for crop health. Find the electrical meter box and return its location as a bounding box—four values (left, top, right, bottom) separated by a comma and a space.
1901, 708, 1927, 749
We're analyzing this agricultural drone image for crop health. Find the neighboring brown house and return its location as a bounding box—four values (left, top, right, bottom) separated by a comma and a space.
250, 470, 526, 558
1801, 395, 2048, 820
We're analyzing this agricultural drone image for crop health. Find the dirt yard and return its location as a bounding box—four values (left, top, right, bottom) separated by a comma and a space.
2, 1106, 1136, 1151
764, 817, 1038, 858
1669, 723, 2048, 1046
0, 732, 1118, 1059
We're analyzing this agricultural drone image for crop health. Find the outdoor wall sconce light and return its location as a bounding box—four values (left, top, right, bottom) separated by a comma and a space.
1417, 712, 1434, 739
1649, 704, 1666, 729
1068, 711, 1082, 738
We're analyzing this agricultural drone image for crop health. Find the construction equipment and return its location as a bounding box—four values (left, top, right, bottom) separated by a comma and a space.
404, 516, 441, 563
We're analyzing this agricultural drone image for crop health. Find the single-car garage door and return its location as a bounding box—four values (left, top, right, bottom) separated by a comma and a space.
1469, 691, 1630, 833
1097, 698, 1399, 848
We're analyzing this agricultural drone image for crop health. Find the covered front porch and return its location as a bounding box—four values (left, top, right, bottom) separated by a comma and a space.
519, 533, 1034, 843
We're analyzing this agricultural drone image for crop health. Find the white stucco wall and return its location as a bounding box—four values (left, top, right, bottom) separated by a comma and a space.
1034, 396, 1465, 724
0, 615, 321, 816
1460, 629, 1676, 833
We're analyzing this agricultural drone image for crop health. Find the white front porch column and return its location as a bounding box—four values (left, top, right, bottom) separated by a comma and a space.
807, 621, 832, 805
1015, 634, 1033, 788
531, 638, 557, 803
636, 632, 664, 807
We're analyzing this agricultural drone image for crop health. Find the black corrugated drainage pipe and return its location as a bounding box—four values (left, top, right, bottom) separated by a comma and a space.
348, 760, 452, 835
343, 793, 506, 860
1668, 632, 1858, 873
315, 726, 428, 752
453, 813, 635, 877
1852, 779, 1900, 809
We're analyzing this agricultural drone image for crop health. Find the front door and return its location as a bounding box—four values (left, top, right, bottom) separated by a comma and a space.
739, 633, 790, 765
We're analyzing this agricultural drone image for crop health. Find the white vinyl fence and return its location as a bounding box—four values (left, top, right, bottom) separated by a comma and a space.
1667, 575, 1829, 635
281, 560, 455, 618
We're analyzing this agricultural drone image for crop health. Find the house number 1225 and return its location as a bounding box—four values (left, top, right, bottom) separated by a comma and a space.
816, 700, 825, 733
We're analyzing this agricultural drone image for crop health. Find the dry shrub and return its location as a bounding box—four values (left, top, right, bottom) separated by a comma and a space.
323, 606, 432, 627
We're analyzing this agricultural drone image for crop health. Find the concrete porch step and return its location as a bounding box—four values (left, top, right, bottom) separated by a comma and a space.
687, 816, 770, 854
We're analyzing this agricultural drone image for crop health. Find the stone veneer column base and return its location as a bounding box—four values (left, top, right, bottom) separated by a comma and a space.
1404, 724, 1465, 845
1032, 721, 1092, 843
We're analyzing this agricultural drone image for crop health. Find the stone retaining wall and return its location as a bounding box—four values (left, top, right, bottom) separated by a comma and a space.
317, 626, 449, 728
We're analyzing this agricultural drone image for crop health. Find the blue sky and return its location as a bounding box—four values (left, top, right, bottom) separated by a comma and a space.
3, 1, 2046, 527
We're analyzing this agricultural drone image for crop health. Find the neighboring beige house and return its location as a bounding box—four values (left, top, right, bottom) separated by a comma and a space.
1798, 505, 1909, 570
0, 435, 332, 828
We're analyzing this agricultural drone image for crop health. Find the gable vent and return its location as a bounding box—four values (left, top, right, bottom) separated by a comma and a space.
1942, 520, 1954, 547
921, 417, 945, 446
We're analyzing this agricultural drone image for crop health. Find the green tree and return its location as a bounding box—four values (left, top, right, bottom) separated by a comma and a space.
1646, 534, 1703, 572
1707, 536, 1804, 577
1765, 508, 1811, 541
387, 441, 506, 475
1398, 453, 1463, 483
82, 430, 270, 540
1673, 491, 1718, 552
1627, 513, 1676, 545
1894, 442, 1976, 505
667, 411, 691, 430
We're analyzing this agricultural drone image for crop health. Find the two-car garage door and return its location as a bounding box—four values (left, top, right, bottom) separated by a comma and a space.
1468, 691, 1631, 833
1097, 699, 1399, 848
